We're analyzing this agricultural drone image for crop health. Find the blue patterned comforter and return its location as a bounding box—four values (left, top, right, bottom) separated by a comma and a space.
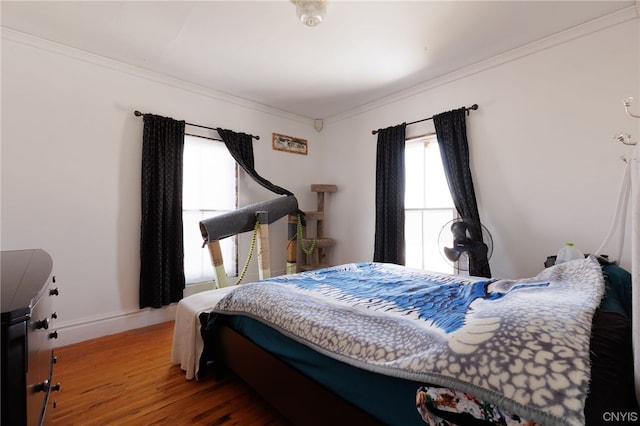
210, 257, 605, 426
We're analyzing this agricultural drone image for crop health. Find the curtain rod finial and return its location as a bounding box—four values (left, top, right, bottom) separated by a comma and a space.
466, 104, 479, 115
134, 110, 143, 117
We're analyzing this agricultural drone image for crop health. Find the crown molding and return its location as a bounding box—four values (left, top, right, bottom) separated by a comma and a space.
1, 27, 314, 126
326, 4, 640, 124
2, 3, 637, 127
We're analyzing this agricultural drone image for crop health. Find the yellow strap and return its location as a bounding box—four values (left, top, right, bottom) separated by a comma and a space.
297, 214, 317, 255
235, 220, 259, 285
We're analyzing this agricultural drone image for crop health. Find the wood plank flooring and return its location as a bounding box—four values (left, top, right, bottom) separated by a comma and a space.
50, 321, 291, 426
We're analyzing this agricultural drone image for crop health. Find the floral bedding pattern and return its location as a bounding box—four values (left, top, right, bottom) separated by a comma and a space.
416, 386, 541, 425
208, 257, 605, 426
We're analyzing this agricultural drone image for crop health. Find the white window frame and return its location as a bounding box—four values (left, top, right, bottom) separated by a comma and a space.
182, 134, 238, 288
404, 134, 457, 274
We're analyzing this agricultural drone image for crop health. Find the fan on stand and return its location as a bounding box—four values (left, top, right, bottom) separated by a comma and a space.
438, 218, 493, 273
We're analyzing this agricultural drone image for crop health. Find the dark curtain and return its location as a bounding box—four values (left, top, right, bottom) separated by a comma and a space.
139, 114, 186, 308
433, 107, 491, 278
216, 128, 293, 196
373, 123, 407, 265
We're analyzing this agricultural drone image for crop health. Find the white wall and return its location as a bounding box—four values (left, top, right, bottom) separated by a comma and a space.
321, 15, 639, 279
1, 30, 322, 346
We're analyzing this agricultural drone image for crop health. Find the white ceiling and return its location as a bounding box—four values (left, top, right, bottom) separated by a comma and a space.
1, 1, 636, 120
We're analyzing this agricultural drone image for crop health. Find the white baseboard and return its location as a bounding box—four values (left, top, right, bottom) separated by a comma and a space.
52, 267, 289, 348
52, 304, 177, 348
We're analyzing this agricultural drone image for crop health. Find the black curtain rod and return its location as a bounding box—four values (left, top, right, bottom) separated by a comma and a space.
184, 132, 223, 142
371, 104, 478, 135
133, 110, 260, 140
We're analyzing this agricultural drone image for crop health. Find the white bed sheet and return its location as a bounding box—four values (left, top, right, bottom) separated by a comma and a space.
171, 286, 235, 380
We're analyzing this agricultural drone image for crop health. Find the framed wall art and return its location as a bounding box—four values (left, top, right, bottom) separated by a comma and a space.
272, 133, 308, 155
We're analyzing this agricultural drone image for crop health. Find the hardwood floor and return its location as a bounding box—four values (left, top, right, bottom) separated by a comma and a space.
50, 321, 290, 426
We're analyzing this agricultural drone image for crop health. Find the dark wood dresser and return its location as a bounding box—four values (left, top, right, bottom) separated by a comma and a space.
1, 249, 60, 425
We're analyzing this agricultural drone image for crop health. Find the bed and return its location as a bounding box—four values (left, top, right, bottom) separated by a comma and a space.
168, 170, 639, 425
184, 256, 636, 426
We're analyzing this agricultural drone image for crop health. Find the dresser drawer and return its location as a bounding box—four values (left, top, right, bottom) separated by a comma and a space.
27, 280, 59, 425
1, 249, 59, 426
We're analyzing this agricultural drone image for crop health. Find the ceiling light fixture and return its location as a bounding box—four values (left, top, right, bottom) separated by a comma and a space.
295, 0, 327, 27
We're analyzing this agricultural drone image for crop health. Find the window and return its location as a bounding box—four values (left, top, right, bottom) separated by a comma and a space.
182, 135, 237, 285
405, 134, 456, 273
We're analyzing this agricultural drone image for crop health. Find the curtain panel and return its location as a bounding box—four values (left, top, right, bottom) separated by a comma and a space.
139, 114, 186, 308
433, 107, 491, 278
373, 123, 407, 265
216, 128, 293, 196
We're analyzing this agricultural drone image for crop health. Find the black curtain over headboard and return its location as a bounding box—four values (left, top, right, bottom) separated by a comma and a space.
433, 107, 491, 278
139, 114, 186, 308
373, 123, 407, 265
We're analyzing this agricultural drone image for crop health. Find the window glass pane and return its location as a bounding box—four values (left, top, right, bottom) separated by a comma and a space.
183, 210, 211, 283
404, 142, 425, 209
183, 136, 235, 211
422, 209, 456, 273
405, 210, 423, 269
423, 143, 454, 208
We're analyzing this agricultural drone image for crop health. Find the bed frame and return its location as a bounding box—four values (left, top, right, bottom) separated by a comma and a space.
211, 325, 382, 425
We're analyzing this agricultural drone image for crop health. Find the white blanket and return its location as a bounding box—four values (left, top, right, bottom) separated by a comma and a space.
171, 287, 235, 379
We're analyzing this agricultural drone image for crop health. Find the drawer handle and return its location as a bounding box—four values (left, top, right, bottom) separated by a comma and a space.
33, 380, 49, 393
35, 318, 50, 330
52, 312, 58, 319
49, 287, 59, 296
33, 380, 61, 393
49, 331, 58, 339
